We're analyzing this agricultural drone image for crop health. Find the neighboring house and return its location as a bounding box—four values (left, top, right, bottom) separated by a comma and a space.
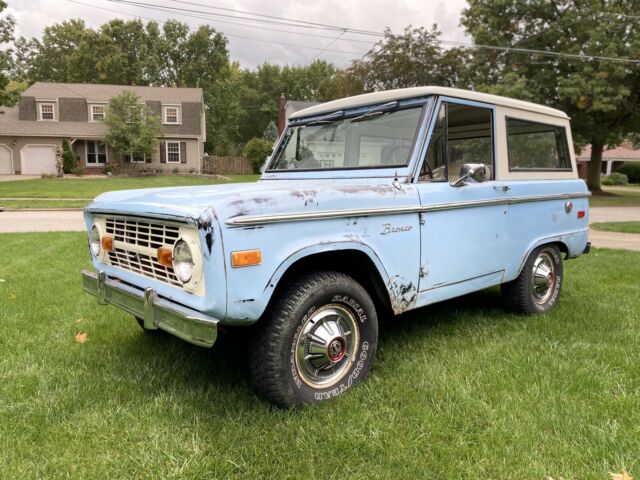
576, 142, 640, 179
277, 94, 318, 134
0, 82, 206, 175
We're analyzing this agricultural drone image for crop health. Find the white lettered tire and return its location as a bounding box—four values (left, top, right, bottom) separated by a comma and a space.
248, 271, 378, 408
502, 244, 563, 314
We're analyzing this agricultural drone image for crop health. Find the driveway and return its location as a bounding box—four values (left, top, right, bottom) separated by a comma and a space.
588, 206, 640, 252
0, 210, 85, 233
0, 175, 40, 182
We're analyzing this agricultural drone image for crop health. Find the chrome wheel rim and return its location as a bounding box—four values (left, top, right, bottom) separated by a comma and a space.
531, 252, 556, 304
295, 304, 359, 388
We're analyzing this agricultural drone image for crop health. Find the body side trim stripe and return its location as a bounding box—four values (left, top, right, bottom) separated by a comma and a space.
225, 192, 591, 227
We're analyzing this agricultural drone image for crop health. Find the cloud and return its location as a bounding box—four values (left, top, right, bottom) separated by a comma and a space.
6, 0, 468, 68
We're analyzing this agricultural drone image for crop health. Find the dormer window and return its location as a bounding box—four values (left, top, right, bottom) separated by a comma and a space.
39, 103, 55, 121
163, 105, 180, 124
91, 105, 105, 121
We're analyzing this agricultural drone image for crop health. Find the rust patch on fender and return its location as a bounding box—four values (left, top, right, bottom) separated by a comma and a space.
387, 276, 417, 314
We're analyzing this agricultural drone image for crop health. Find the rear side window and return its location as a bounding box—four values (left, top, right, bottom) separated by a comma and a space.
507, 118, 571, 171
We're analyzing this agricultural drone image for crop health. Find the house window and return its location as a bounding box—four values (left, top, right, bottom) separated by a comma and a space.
124, 152, 146, 163
166, 141, 181, 163
91, 105, 105, 121
87, 141, 107, 164
39, 103, 55, 121
163, 106, 180, 124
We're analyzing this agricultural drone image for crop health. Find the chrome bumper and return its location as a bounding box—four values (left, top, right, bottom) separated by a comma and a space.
81, 269, 219, 348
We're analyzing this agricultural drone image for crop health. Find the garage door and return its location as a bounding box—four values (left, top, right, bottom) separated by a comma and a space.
21, 145, 57, 175
0, 145, 12, 174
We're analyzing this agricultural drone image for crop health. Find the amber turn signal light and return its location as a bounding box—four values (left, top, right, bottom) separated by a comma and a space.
101, 236, 113, 252
231, 249, 262, 268
157, 247, 173, 267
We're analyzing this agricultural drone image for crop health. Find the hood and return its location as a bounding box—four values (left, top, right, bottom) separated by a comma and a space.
86, 179, 419, 226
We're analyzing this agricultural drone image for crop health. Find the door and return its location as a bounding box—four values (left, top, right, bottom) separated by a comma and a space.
21, 145, 57, 174
0, 145, 12, 174
415, 98, 509, 304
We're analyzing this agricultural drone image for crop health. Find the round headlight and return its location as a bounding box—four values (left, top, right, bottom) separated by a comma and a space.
90, 225, 101, 256
173, 239, 194, 283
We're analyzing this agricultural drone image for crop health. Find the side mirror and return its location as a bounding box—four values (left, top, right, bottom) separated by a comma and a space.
451, 163, 489, 187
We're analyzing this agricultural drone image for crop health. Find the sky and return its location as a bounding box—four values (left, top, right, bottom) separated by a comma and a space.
7, 0, 469, 69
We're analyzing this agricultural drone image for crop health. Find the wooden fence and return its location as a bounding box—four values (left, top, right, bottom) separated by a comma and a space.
203, 155, 254, 175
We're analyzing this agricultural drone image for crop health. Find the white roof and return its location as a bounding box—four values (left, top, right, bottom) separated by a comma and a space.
289, 86, 569, 120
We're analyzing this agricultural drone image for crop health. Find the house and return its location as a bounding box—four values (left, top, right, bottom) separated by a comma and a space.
277, 94, 318, 135
0, 82, 206, 175
576, 142, 640, 179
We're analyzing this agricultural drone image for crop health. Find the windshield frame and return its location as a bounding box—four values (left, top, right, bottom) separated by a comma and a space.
263, 96, 433, 178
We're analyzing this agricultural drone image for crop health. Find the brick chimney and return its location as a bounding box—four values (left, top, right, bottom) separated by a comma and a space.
277, 93, 286, 135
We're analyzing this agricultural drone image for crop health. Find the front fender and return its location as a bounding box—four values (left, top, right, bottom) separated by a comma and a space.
223, 240, 391, 325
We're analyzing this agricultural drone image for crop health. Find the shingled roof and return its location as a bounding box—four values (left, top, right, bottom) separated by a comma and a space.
23, 82, 203, 103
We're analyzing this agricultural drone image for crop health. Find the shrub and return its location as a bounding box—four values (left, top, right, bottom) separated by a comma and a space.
602, 172, 628, 186
617, 163, 640, 183
61, 138, 76, 174
41, 173, 55, 179
243, 137, 273, 173
70, 166, 84, 176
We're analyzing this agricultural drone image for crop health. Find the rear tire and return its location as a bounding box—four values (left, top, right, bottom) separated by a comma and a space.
502, 244, 563, 314
248, 271, 378, 408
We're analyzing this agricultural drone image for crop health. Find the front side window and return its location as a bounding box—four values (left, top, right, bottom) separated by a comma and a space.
420, 102, 494, 182
507, 118, 571, 171
268, 106, 423, 171
166, 141, 180, 163
39, 103, 55, 121
163, 106, 179, 124
91, 105, 105, 121
87, 141, 107, 164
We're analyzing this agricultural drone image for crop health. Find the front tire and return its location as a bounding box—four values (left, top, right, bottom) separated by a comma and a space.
249, 271, 378, 408
502, 244, 563, 314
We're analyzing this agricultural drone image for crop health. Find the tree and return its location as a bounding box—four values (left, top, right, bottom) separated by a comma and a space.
243, 137, 273, 173
104, 91, 162, 168
461, 0, 640, 191
0, 0, 16, 105
61, 138, 76, 173
346, 26, 468, 92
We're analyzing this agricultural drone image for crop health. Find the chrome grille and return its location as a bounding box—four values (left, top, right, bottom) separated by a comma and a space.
106, 217, 180, 249
103, 216, 183, 287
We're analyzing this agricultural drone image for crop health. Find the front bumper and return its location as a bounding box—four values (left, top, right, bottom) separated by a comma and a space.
81, 269, 219, 348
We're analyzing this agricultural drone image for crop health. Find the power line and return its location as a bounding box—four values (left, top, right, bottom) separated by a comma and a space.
165, 0, 379, 36
106, 0, 640, 65
73, 0, 640, 66
69, 0, 369, 57
108, 0, 378, 35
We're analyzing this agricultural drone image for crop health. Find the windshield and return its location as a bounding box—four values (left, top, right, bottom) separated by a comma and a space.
268, 106, 424, 171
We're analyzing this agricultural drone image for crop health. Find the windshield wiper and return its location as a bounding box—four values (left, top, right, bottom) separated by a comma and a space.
350, 101, 399, 123
302, 110, 344, 126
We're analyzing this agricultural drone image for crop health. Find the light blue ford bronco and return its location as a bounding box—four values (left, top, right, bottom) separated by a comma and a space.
82, 87, 590, 407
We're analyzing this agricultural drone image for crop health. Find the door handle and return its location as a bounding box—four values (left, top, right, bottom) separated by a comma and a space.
493, 185, 511, 192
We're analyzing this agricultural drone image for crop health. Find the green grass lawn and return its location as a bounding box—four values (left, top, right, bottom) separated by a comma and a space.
1, 234, 639, 479
590, 185, 640, 207
591, 221, 640, 234
0, 174, 260, 200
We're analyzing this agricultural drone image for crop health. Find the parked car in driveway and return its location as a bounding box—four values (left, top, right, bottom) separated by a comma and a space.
82, 87, 590, 407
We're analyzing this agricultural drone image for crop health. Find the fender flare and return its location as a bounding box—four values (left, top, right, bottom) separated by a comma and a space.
513, 229, 587, 278
263, 240, 392, 298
